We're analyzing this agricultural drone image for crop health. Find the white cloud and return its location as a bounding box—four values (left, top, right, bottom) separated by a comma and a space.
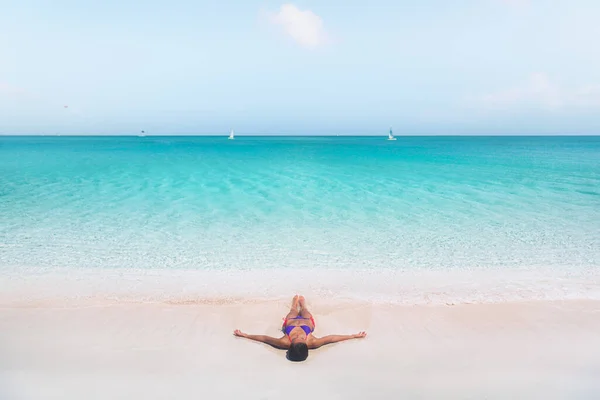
268, 4, 329, 49
571, 84, 600, 107
482, 73, 562, 109
480, 73, 600, 110
0, 82, 28, 97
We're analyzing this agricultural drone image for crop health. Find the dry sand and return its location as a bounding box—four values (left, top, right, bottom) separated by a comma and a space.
1, 298, 599, 399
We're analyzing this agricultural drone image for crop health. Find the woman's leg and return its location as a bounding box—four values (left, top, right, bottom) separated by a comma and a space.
284, 295, 300, 320
298, 296, 314, 320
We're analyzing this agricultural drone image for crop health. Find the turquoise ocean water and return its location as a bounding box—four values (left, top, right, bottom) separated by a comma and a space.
1, 136, 599, 303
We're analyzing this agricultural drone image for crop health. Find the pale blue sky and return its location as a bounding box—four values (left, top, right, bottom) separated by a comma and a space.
1, 0, 599, 135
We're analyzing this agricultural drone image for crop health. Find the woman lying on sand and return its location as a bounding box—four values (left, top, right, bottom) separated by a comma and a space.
233, 295, 367, 362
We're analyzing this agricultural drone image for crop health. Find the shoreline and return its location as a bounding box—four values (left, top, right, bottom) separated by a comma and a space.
2, 266, 599, 308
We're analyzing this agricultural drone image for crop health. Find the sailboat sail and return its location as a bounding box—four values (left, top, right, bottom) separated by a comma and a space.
228, 129, 235, 140
388, 128, 396, 140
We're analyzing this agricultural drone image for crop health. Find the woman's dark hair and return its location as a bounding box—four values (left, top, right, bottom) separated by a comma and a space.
287, 342, 309, 362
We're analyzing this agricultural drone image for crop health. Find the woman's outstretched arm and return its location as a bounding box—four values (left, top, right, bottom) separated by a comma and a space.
310, 331, 367, 349
233, 329, 288, 349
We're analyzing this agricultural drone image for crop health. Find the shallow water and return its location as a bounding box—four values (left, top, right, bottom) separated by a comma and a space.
1, 136, 599, 302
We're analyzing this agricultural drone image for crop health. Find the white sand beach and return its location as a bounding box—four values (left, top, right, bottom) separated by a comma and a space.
1, 292, 599, 399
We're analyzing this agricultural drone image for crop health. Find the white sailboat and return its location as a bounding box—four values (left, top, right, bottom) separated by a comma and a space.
387, 127, 397, 141
228, 129, 235, 140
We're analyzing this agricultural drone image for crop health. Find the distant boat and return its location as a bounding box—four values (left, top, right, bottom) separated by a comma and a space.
387, 127, 397, 141
228, 129, 235, 140
138, 130, 146, 137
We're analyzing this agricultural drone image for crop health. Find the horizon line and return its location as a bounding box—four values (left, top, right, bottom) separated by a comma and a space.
1, 134, 600, 137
